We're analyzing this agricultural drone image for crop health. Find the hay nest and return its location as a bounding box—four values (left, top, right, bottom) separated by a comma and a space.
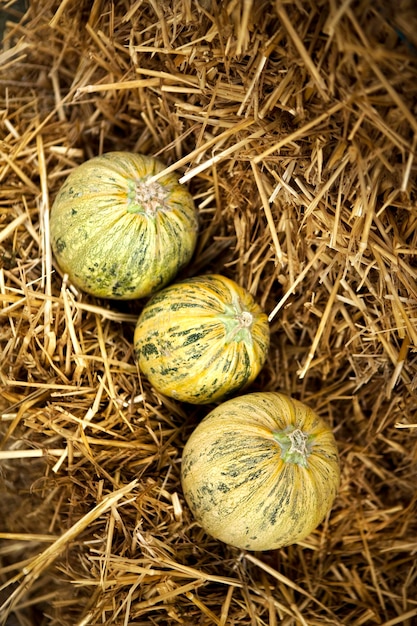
1, 0, 417, 624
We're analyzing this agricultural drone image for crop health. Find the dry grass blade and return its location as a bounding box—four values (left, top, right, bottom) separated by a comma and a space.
0, 481, 138, 620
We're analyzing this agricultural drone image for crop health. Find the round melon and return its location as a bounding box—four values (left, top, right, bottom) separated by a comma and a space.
50, 151, 198, 299
134, 274, 270, 404
181, 391, 340, 551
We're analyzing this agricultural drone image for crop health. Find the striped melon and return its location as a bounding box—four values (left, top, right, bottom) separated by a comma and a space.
181, 392, 340, 551
50, 151, 198, 299
134, 274, 270, 404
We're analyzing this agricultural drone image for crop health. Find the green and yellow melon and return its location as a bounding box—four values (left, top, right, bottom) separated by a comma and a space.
50, 151, 198, 299
134, 274, 270, 404
181, 391, 340, 551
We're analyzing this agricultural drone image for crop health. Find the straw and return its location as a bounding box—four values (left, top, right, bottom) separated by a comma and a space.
1, 0, 417, 624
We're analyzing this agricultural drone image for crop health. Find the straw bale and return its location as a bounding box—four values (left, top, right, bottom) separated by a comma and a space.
1, 0, 417, 624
